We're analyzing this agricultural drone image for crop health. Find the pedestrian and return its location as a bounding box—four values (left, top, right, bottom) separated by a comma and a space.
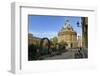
75, 49, 83, 58
78, 50, 83, 58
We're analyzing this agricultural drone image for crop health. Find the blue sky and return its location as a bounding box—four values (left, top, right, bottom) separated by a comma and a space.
28, 15, 82, 39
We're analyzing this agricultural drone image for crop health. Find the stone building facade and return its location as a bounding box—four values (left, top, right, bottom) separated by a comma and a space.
28, 33, 41, 45
82, 17, 88, 48
77, 36, 82, 48
58, 21, 78, 48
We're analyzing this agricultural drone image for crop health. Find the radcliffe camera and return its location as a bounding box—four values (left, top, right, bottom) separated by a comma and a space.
28, 15, 88, 61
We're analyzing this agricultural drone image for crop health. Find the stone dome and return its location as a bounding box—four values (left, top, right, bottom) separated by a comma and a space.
58, 20, 77, 36
61, 20, 74, 32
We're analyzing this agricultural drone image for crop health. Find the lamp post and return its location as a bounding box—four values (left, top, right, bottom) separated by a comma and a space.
76, 19, 83, 48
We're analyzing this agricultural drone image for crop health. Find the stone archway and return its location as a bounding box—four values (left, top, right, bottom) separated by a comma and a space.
40, 38, 51, 54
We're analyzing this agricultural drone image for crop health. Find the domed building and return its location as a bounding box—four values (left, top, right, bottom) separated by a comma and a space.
58, 20, 78, 48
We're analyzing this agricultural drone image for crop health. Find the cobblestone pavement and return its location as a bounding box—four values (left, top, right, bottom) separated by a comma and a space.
44, 49, 77, 60
44, 48, 88, 60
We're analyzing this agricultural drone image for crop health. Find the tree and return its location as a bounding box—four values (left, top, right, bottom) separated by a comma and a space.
50, 37, 58, 45
59, 41, 66, 50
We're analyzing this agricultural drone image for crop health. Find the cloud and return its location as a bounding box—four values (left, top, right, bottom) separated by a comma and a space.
29, 31, 58, 39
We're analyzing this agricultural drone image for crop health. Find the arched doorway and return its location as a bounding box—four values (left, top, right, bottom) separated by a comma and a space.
40, 38, 50, 55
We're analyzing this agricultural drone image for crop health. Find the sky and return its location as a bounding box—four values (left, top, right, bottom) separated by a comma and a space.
28, 15, 82, 39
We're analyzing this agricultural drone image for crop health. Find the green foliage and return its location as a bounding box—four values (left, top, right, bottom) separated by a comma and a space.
50, 36, 58, 45
59, 41, 66, 49
28, 44, 41, 60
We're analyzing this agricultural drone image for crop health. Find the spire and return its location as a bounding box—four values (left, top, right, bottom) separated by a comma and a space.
63, 19, 70, 29
60, 19, 73, 32
65, 20, 69, 25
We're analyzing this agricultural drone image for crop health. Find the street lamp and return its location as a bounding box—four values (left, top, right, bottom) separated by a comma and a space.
76, 19, 83, 48
77, 20, 82, 27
